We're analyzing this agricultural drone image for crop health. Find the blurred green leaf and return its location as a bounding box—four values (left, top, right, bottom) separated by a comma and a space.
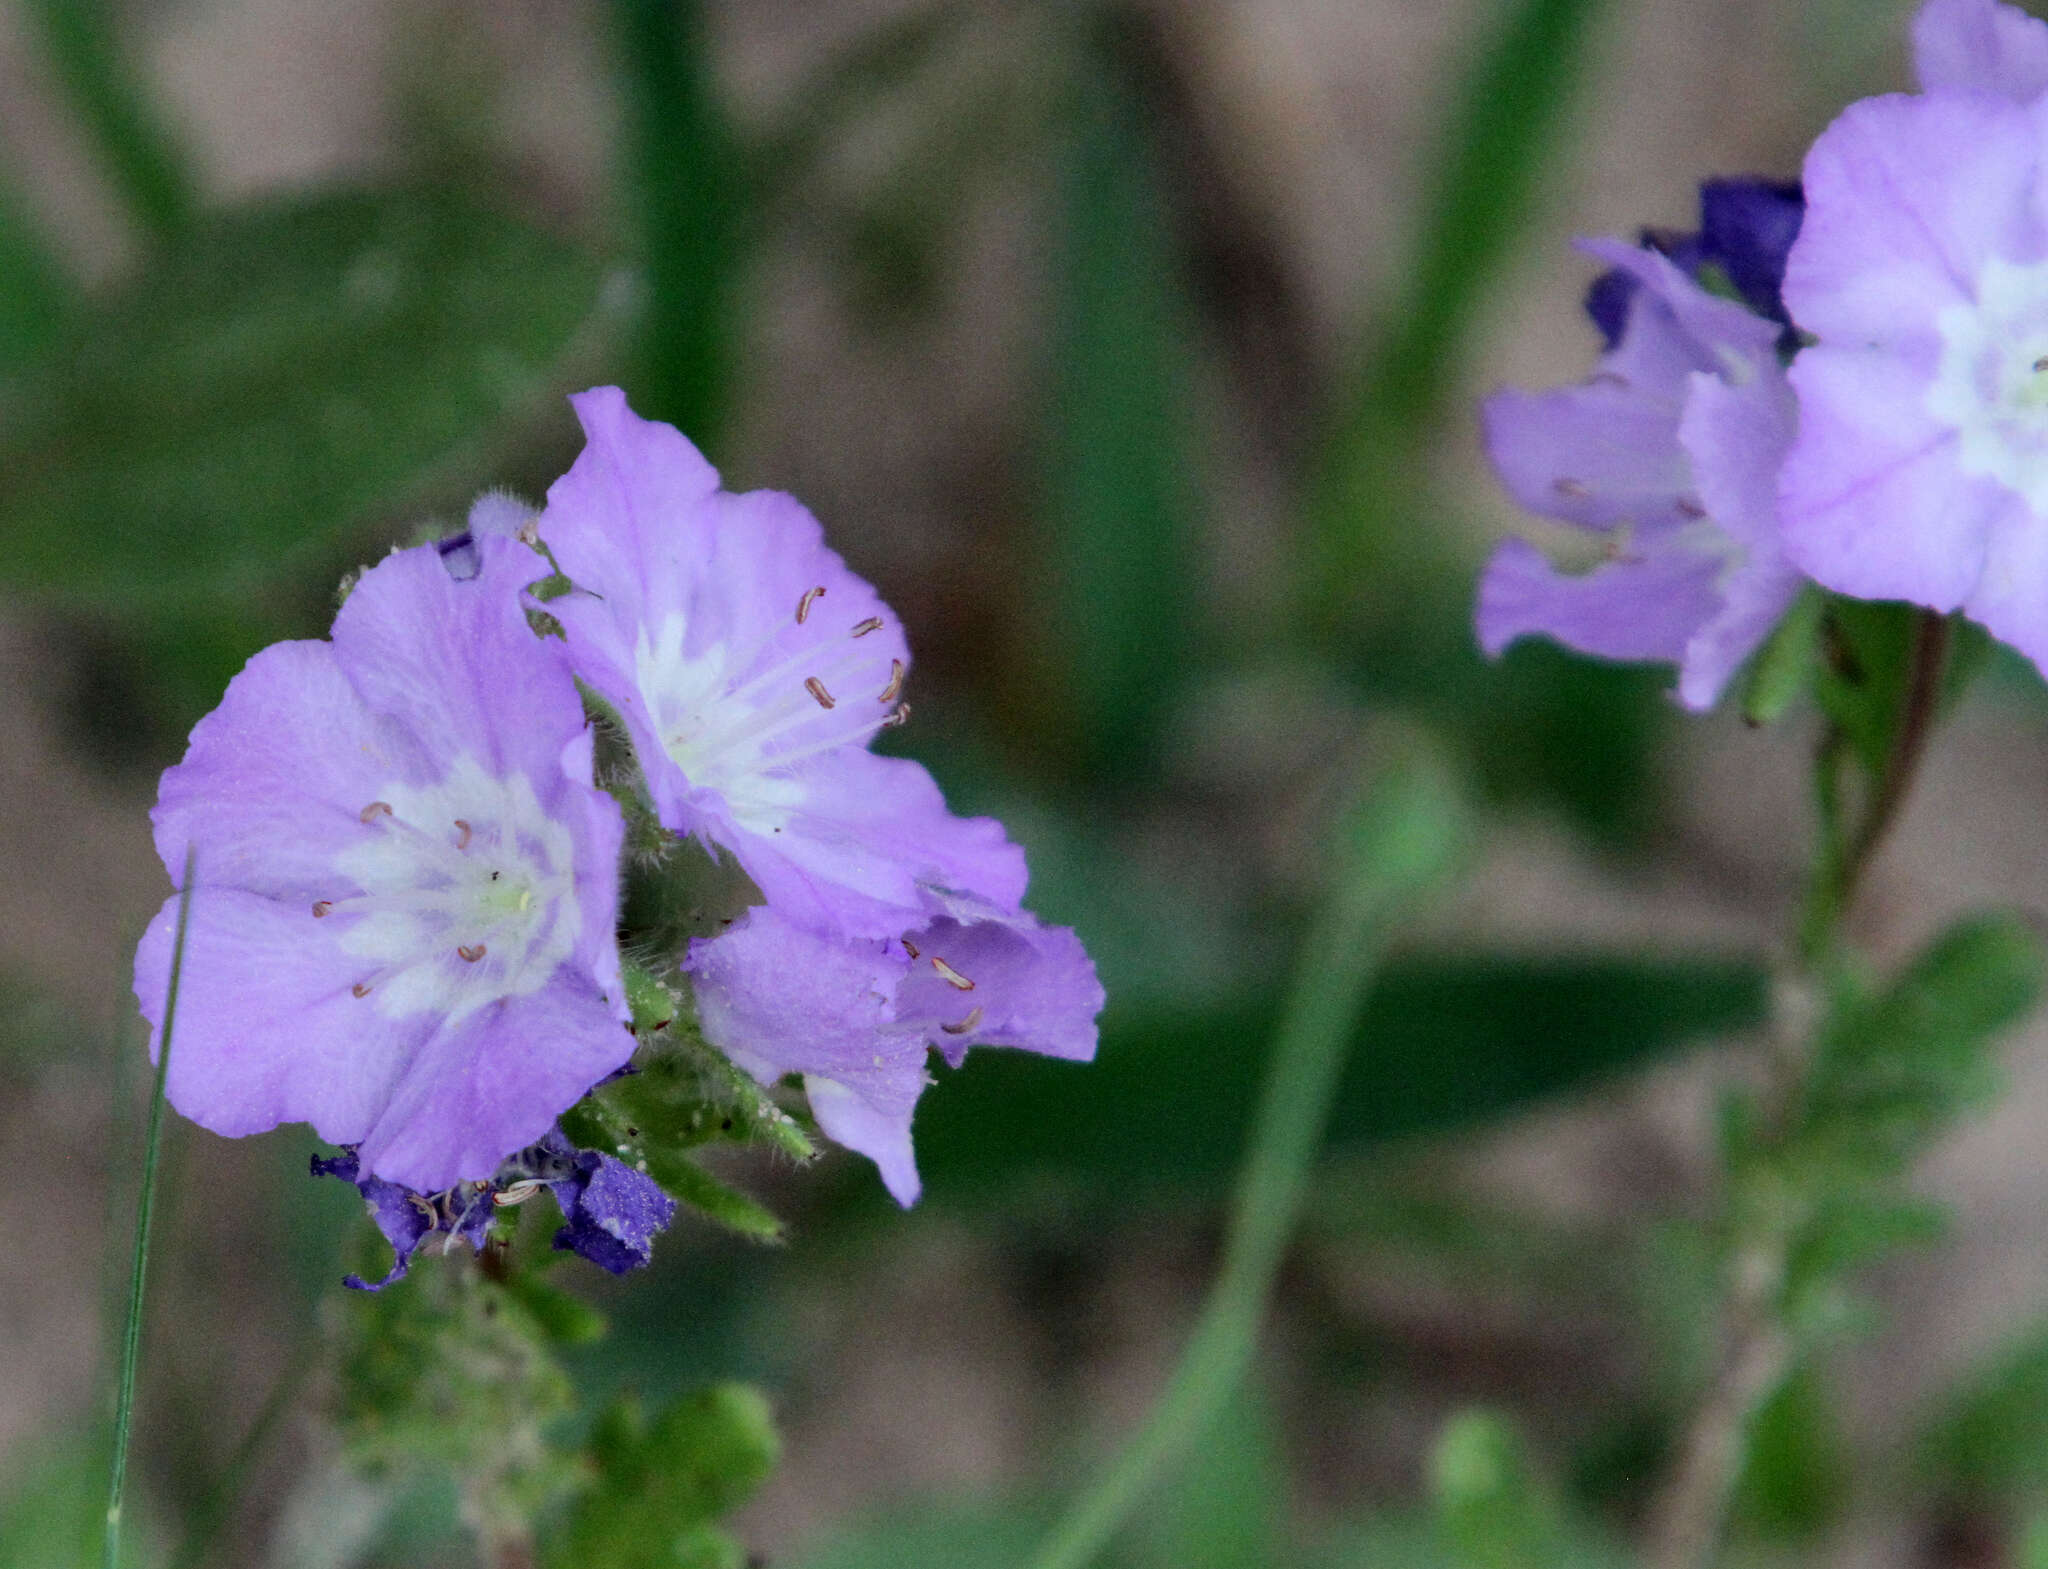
1731, 1366, 1849, 1544
0, 1438, 153, 1569
0, 181, 77, 375
1740, 584, 1824, 727
1798, 913, 2042, 1176
610, 0, 738, 446
914, 954, 1766, 1200
1429, 1411, 1632, 1569
1921, 1317, 2048, 1505
547, 1385, 778, 1569
25, 0, 195, 243
789, 1501, 1050, 1569
1306, 0, 1611, 629
1038, 19, 1198, 779
0, 185, 603, 608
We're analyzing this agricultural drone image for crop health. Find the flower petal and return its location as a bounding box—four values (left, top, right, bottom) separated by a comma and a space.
1914, 0, 2048, 99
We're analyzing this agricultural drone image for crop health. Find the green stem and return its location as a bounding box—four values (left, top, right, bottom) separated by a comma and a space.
104, 847, 195, 1569
1025, 758, 1463, 1569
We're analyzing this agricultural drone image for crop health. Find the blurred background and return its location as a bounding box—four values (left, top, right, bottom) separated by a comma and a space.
10, 0, 2048, 1564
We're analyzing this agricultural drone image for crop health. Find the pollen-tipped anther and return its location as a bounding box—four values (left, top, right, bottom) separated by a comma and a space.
458, 943, 487, 963
797, 585, 826, 624
879, 660, 905, 704
453, 819, 472, 849
360, 801, 393, 823
851, 617, 884, 638
941, 1005, 984, 1036
312, 900, 333, 918
352, 981, 373, 998
931, 955, 975, 991
805, 676, 836, 709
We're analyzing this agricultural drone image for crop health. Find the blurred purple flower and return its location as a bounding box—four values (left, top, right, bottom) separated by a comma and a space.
535, 387, 1025, 940
1777, 88, 2048, 669
1586, 177, 1806, 348
1477, 240, 1805, 709
684, 893, 1102, 1205
134, 537, 631, 1193
1914, 0, 2048, 99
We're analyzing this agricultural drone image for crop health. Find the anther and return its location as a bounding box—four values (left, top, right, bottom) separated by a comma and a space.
311, 900, 332, 918
493, 1180, 543, 1207
901, 937, 921, 960
851, 617, 884, 638
2034, 355, 2048, 374
931, 955, 975, 991
942, 1006, 985, 1036
882, 702, 910, 728
1553, 477, 1590, 499
408, 1193, 437, 1220
805, 676, 836, 709
879, 660, 905, 703
454, 819, 472, 849
797, 585, 826, 624
360, 800, 393, 823
352, 982, 373, 998
516, 519, 541, 547
1675, 498, 1707, 519
458, 944, 487, 963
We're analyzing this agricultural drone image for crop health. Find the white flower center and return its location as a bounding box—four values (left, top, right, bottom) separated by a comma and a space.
1928, 255, 2048, 509
327, 755, 579, 1024
633, 604, 905, 836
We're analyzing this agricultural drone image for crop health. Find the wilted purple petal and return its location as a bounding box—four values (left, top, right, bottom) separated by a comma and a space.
547, 1152, 678, 1275
312, 1148, 495, 1292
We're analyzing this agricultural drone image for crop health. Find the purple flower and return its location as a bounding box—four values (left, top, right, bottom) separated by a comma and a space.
314, 1133, 676, 1288
134, 537, 631, 1192
1586, 178, 1806, 347
1776, 88, 2048, 669
684, 894, 1102, 1205
1477, 240, 1805, 709
312, 1148, 497, 1291
1914, 0, 2048, 99
533, 388, 1025, 940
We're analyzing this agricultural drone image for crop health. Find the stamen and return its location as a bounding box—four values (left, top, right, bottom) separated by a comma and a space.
516, 519, 541, 547
797, 585, 826, 624
879, 660, 905, 703
454, 819, 472, 849
942, 1006, 985, 1036
883, 702, 910, 728
902, 937, 921, 960
458, 943, 487, 963
352, 981, 373, 998
851, 617, 884, 638
311, 900, 332, 918
2033, 355, 2048, 373
408, 1193, 437, 1220
493, 1179, 543, 1207
805, 676, 837, 710
931, 955, 975, 991
360, 800, 393, 823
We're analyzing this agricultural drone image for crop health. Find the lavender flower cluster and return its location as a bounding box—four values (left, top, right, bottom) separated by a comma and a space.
132, 388, 1102, 1282
1479, 0, 2048, 705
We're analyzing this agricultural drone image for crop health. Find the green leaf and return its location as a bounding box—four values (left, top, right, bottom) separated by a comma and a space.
0, 179, 77, 376
1739, 584, 1825, 727
1813, 598, 1925, 779
0, 185, 604, 608
910, 955, 1767, 1201
547, 1385, 778, 1569
1731, 1366, 1849, 1544
641, 1151, 787, 1243
1037, 20, 1199, 780
1429, 1412, 1631, 1569
1800, 913, 2043, 1174
1919, 1316, 2048, 1503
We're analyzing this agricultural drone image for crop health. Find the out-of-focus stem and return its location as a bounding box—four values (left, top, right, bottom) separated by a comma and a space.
1651, 609, 1951, 1569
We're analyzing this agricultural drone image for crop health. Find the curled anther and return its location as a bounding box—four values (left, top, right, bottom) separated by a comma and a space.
453, 819, 472, 849
930, 955, 975, 991
901, 937, 921, 960
458, 943, 487, 963
941, 1005, 985, 1036
352, 981, 373, 998
311, 900, 332, 918
851, 616, 884, 638
797, 585, 826, 624
805, 676, 836, 709
879, 659, 905, 703
493, 1179, 543, 1207
882, 702, 911, 728
360, 800, 393, 823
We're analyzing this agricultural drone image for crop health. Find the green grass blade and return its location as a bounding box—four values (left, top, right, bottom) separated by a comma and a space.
104, 846, 194, 1569
25, 0, 196, 245
1024, 753, 1468, 1569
